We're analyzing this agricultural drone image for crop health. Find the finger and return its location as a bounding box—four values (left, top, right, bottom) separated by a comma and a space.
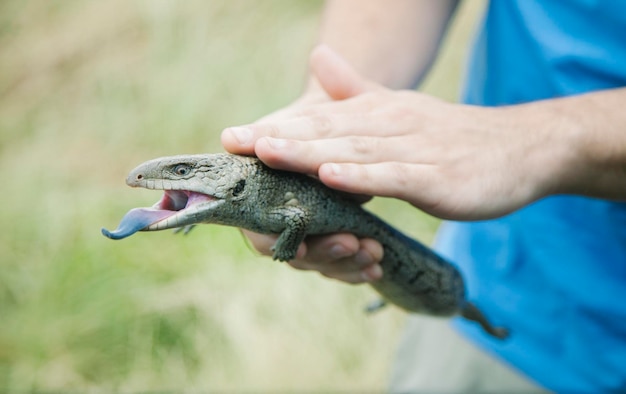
358, 237, 385, 267
318, 161, 437, 205
291, 260, 383, 285
309, 44, 382, 100
288, 237, 383, 280
254, 92, 332, 124
302, 235, 383, 269
221, 126, 256, 155
301, 233, 361, 263
302, 249, 384, 284
319, 263, 383, 285
222, 83, 398, 150
241, 230, 306, 259
245, 229, 384, 285
225, 107, 398, 153
254, 135, 414, 174
222, 44, 385, 156
222, 91, 334, 155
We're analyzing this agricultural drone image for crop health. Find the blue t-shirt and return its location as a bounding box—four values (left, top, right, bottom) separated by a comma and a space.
438, 1, 626, 391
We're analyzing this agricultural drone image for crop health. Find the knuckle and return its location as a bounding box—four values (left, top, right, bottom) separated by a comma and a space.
264, 123, 283, 138
253, 123, 283, 138
386, 162, 411, 195
348, 136, 378, 156
376, 100, 413, 122
308, 115, 333, 137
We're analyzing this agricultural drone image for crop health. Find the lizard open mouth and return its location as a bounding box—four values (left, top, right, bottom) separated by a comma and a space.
102, 190, 217, 240
158, 190, 212, 211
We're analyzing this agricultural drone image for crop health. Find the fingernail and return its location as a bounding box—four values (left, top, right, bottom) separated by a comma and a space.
354, 249, 375, 266
362, 264, 383, 282
227, 127, 253, 145
329, 244, 351, 259
265, 137, 289, 150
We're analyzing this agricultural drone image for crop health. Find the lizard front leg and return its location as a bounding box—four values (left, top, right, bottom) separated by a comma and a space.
267, 205, 311, 262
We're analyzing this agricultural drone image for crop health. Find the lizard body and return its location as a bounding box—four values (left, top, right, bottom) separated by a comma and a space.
103, 153, 508, 339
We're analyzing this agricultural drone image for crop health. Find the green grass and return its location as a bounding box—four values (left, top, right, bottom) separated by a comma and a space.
0, 1, 483, 391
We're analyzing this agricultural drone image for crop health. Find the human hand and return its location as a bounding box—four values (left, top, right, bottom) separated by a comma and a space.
223, 45, 556, 222
225, 46, 385, 284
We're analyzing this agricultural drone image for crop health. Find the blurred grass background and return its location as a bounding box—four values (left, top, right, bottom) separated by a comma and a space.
0, 0, 484, 391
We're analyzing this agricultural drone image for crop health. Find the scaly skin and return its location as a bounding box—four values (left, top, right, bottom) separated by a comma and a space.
103, 153, 509, 339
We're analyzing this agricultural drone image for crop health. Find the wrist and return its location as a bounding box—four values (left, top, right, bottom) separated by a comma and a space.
545, 100, 591, 197
556, 91, 626, 200
502, 95, 606, 200
493, 102, 581, 202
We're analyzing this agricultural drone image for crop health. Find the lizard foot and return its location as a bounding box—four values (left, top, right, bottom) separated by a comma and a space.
173, 225, 196, 235
270, 244, 297, 262
364, 299, 387, 314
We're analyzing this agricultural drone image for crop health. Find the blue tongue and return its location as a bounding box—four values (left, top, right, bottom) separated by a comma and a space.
102, 208, 174, 240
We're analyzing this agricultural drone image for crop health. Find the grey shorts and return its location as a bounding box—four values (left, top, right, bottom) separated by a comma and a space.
389, 315, 549, 393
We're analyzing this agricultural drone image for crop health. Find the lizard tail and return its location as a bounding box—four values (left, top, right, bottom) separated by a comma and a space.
460, 302, 510, 340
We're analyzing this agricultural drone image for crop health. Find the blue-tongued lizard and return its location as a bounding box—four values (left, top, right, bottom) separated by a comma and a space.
103, 153, 509, 339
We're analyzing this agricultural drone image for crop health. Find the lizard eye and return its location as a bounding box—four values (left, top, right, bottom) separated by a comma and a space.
173, 164, 191, 176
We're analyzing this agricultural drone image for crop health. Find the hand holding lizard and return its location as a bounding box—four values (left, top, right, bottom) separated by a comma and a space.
222, 45, 611, 283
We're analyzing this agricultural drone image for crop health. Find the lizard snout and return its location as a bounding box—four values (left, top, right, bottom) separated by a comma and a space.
126, 171, 145, 187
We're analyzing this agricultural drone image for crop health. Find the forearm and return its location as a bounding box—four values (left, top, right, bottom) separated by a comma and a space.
506, 87, 626, 200
313, 0, 459, 90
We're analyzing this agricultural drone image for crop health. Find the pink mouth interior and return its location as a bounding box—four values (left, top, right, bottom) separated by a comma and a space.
102, 190, 214, 240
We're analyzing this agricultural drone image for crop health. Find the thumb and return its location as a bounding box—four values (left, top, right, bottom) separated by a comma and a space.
309, 44, 381, 100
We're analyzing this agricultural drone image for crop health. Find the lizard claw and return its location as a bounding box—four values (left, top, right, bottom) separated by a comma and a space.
364, 299, 387, 314
173, 225, 196, 235
270, 244, 297, 262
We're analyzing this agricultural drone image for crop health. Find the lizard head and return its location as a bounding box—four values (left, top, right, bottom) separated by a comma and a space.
102, 153, 255, 239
